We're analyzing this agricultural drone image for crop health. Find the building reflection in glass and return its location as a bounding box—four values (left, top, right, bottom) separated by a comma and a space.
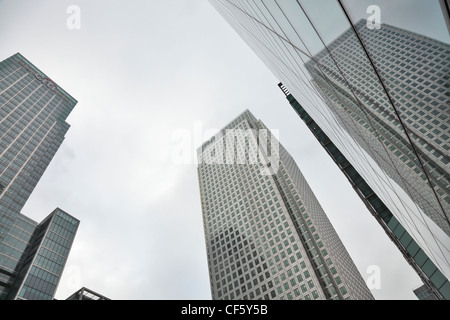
208, 0, 450, 299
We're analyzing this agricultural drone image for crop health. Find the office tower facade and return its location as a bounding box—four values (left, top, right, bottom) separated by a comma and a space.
0, 53, 78, 299
279, 83, 449, 299
305, 19, 450, 237
208, 0, 449, 299
0, 53, 76, 215
6, 208, 79, 300
197, 110, 374, 300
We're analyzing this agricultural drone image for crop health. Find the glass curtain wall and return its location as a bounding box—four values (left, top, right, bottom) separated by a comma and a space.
208, 0, 450, 286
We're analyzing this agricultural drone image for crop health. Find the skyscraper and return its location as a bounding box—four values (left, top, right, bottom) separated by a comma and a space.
197, 110, 374, 300
279, 83, 449, 299
0, 53, 78, 300
207, 0, 449, 299
305, 19, 450, 237
5, 208, 79, 300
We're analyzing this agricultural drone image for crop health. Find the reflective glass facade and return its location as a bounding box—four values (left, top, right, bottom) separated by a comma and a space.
197, 110, 373, 300
0, 53, 76, 218
281, 84, 449, 299
208, 0, 449, 299
0, 53, 78, 299
0, 213, 37, 298
7, 208, 79, 300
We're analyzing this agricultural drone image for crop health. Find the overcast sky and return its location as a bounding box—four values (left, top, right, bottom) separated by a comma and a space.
0, 0, 439, 300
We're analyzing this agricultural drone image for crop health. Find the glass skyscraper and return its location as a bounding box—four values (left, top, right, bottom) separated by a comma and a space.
305, 19, 449, 237
197, 110, 374, 300
208, 0, 449, 299
0, 53, 78, 300
279, 83, 449, 300
5, 208, 79, 300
